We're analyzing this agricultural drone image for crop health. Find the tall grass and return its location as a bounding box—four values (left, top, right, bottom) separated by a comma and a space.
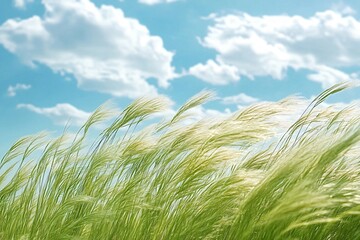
1, 83, 360, 239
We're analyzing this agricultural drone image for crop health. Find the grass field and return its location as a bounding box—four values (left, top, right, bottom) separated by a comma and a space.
1, 83, 360, 239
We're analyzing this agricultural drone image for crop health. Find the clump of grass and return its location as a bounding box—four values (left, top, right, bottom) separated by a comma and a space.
1, 83, 360, 239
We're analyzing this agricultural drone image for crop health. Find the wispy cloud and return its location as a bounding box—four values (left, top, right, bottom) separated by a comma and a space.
7, 83, 31, 97
222, 93, 259, 105
308, 66, 360, 89
17, 103, 91, 126
138, 0, 178, 5
13, 0, 33, 9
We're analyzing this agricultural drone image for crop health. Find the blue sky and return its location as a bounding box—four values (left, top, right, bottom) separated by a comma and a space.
1, 0, 360, 154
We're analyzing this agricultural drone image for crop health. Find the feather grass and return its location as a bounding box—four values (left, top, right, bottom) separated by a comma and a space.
1, 83, 360, 239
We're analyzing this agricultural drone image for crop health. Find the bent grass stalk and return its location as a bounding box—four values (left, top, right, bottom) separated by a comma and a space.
1, 83, 360, 239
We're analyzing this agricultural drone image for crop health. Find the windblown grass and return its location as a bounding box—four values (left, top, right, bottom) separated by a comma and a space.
1, 83, 360, 239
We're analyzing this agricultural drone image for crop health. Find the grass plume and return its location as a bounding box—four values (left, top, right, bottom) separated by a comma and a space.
1, 83, 360, 239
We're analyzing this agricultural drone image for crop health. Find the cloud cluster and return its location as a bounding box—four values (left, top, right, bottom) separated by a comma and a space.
17, 103, 91, 126
7, 83, 31, 97
191, 10, 360, 87
0, 0, 176, 98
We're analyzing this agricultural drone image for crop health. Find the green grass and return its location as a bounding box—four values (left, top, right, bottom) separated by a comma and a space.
1, 82, 360, 239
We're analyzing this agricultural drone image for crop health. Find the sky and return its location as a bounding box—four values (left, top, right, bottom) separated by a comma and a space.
1, 0, 360, 155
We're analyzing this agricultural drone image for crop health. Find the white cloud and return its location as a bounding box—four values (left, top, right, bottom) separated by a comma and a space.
308, 65, 360, 89
7, 83, 31, 97
138, 0, 178, 5
17, 103, 91, 126
0, 0, 176, 98
188, 59, 240, 85
222, 93, 259, 105
150, 101, 231, 123
192, 9, 360, 87
13, 0, 33, 9
185, 106, 232, 123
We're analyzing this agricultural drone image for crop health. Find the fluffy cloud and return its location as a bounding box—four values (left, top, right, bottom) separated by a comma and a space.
17, 103, 91, 126
222, 93, 259, 105
138, 0, 178, 5
13, 0, 33, 9
0, 0, 176, 98
189, 60, 240, 85
192, 9, 360, 87
7, 83, 31, 97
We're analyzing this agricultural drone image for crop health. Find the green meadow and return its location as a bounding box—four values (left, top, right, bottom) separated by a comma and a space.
1, 83, 359, 239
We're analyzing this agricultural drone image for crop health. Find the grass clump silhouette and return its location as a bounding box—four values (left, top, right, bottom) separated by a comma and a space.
1, 83, 360, 239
